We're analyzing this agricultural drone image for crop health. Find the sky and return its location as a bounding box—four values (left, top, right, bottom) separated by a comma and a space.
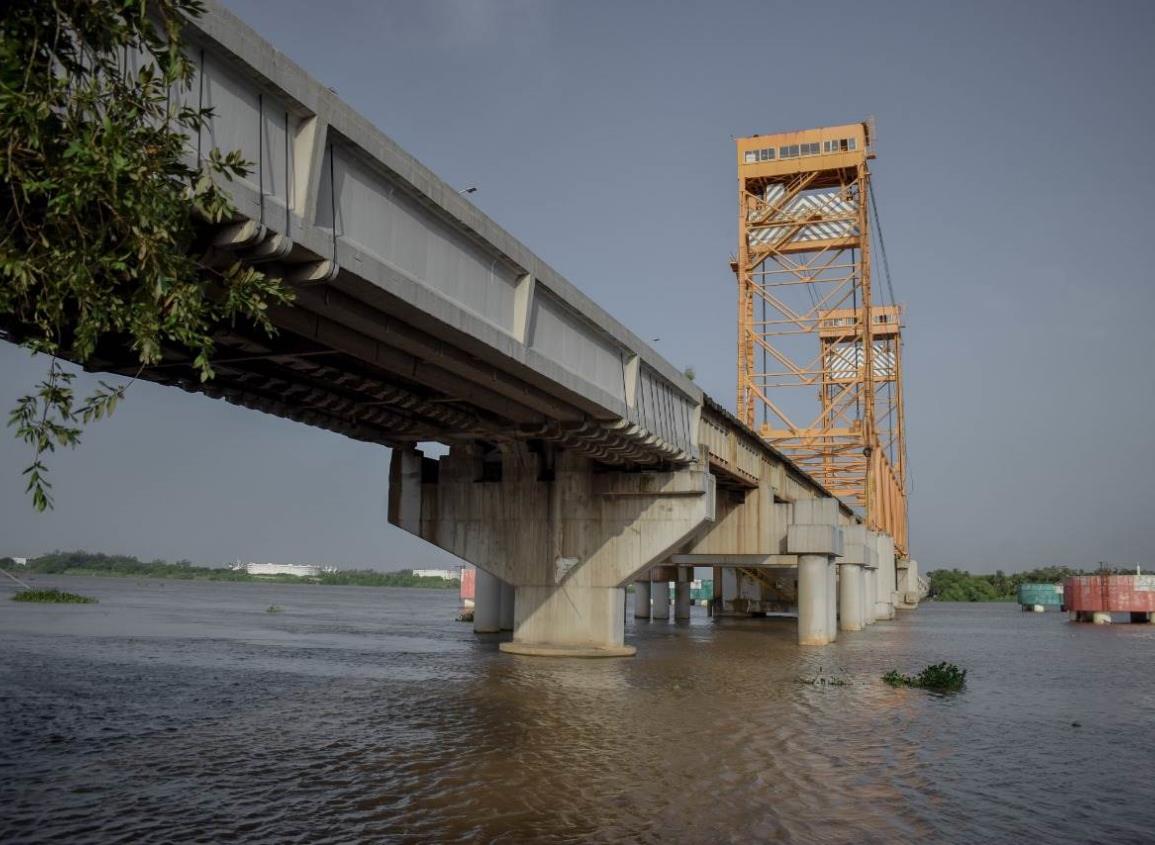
2, 0, 1154, 573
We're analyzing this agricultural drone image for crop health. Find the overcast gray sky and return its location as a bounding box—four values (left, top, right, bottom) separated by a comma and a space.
3, 0, 1153, 573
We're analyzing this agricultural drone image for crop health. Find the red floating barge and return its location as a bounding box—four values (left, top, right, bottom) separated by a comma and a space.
1064, 574, 1155, 624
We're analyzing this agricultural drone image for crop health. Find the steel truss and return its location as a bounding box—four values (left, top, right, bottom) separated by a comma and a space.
733, 124, 908, 553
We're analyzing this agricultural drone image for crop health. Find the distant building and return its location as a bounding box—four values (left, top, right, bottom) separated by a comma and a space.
413, 568, 460, 580
232, 561, 334, 577
10, 557, 28, 567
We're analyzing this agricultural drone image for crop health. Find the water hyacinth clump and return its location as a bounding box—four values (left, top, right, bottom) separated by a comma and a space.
12, 589, 97, 604
883, 662, 967, 692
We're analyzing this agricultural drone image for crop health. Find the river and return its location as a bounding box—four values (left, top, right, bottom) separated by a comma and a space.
2, 575, 1154, 844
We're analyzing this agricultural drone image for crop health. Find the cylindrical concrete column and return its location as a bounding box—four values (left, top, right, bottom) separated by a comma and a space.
473, 568, 501, 633
651, 580, 670, 621
634, 579, 651, 619
865, 570, 879, 623
826, 562, 838, 640
499, 581, 515, 631
839, 564, 865, 632
798, 554, 832, 645
674, 567, 692, 621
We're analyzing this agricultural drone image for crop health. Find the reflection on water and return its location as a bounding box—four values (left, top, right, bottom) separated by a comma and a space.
3, 576, 1155, 844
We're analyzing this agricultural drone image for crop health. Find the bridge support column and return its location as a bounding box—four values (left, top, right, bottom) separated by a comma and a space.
787, 502, 844, 646
826, 562, 838, 638
388, 444, 715, 657
896, 559, 920, 609
652, 580, 670, 621
504, 584, 634, 656
797, 555, 833, 646
839, 564, 866, 632
634, 578, 651, 619
865, 568, 878, 623
870, 531, 897, 621
499, 581, 515, 631
474, 568, 501, 634
674, 567, 692, 622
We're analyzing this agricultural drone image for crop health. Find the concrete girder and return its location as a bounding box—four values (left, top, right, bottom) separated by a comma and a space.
290, 284, 588, 424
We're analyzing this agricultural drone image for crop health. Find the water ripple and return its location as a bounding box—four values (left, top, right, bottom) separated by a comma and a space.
3, 578, 1155, 843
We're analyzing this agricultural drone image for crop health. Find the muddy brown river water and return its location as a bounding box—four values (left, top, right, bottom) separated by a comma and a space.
3, 575, 1154, 844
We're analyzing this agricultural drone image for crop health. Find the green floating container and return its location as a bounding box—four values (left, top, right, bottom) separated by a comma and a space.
1017, 583, 1063, 607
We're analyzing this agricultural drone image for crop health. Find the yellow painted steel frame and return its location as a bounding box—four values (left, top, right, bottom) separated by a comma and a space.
732, 122, 908, 554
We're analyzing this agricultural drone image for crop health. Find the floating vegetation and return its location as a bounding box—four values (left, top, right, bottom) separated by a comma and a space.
883, 662, 967, 692
797, 670, 850, 687
265, 605, 283, 614
12, 589, 97, 604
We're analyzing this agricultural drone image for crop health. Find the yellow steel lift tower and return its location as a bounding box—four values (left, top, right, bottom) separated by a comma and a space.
732, 121, 908, 554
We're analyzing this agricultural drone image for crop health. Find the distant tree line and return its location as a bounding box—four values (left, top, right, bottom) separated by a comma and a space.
927, 565, 1136, 602
7, 551, 458, 590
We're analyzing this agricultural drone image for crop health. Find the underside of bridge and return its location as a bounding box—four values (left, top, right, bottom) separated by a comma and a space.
26, 254, 686, 469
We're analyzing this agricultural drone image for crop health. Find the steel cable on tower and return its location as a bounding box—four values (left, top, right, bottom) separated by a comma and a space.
868, 181, 911, 496
868, 183, 898, 307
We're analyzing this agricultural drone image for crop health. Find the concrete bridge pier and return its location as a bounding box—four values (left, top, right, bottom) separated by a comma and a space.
634, 578, 651, 619
896, 559, 920, 609
474, 568, 502, 634
839, 564, 866, 632
787, 500, 844, 645
826, 562, 838, 637
388, 444, 715, 657
839, 525, 874, 628
674, 567, 692, 622
870, 531, 897, 621
797, 556, 834, 645
652, 580, 671, 621
499, 581, 515, 631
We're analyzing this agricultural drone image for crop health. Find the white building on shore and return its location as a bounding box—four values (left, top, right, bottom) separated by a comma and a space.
232, 561, 334, 577
413, 568, 461, 580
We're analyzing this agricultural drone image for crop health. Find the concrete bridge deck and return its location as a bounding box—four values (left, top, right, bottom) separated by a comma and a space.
3, 1, 919, 656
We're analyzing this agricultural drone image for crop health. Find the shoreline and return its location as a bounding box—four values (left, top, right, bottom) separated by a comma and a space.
4, 568, 459, 590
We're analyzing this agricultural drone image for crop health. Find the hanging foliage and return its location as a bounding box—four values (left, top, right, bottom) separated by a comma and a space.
0, 0, 292, 509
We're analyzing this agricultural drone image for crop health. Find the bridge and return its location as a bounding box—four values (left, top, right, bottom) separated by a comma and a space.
27, 1, 919, 656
